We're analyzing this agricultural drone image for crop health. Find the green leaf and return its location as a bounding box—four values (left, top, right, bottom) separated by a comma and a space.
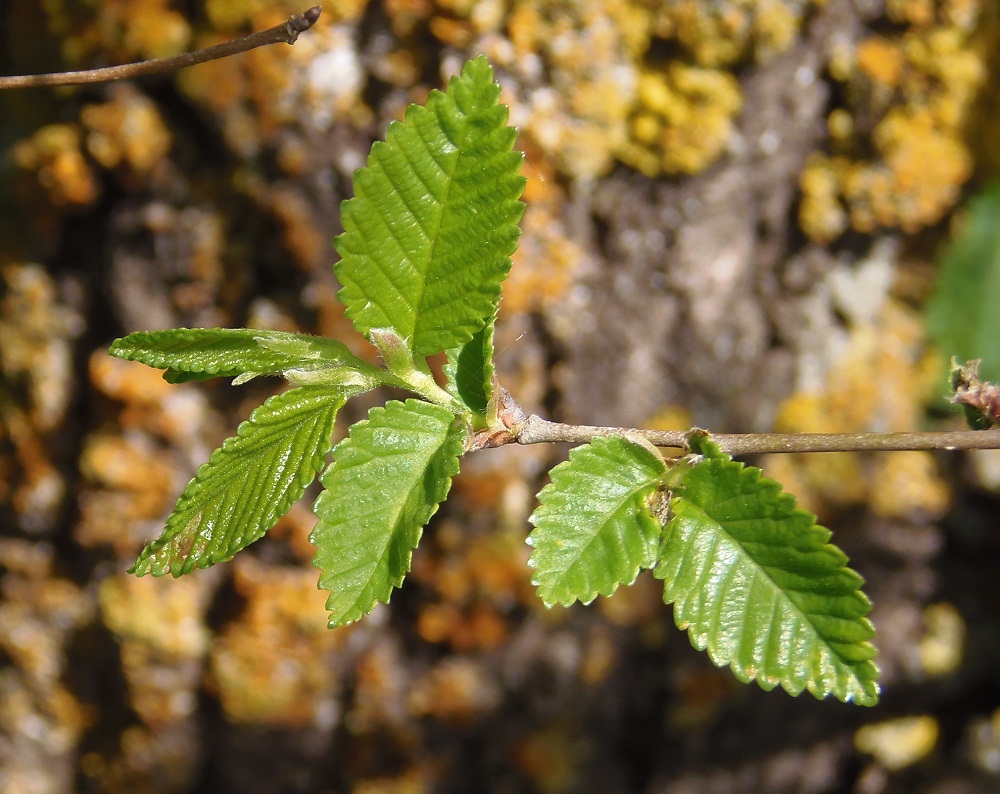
927, 180, 1000, 382
444, 321, 494, 423
130, 386, 347, 577
335, 55, 525, 357
311, 399, 464, 626
655, 435, 879, 705
528, 437, 667, 607
110, 328, 378, 385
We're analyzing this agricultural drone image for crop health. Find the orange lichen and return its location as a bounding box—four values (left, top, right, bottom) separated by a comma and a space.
208, 557, 345, 726
13, 124, 99, 209
88, 352, 213, 443
0, 264, 80, 529
503, 145, 582, 314
409, 517, 532, 652
848, 109, 972, 233
407, 658, 501, 723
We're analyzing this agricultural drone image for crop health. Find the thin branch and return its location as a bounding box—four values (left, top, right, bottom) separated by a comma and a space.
0, 6, 322, 90
513, 414, 1000, 456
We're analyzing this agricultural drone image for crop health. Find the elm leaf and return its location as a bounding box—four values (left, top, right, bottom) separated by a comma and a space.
528, 436, 667, 607
131, 385, 347, 576
335, 55, 525, 357
311, 400, 464, 626
656, 434, 880, 705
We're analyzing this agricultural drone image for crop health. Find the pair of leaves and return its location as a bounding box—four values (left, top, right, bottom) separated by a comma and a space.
528, 435, 879, 705
109, 57, 524, 626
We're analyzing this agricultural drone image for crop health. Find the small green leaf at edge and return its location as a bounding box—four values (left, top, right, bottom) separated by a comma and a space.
110, 327, 377, 384
926, 180, 1000, 383
311, 399, 464, 627
444, 321, 495, 424
656, 434, 880, 706
528, 436, 667, 607
130, 385, 348, 576
334, 55, 526, 357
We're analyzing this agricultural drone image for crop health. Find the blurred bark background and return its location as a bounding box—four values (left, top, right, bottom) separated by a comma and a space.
2, 1, 1000, 792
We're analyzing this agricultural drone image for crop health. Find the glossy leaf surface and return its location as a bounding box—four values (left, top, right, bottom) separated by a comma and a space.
110, 328, 373, 384
528, 437, 667, 606
131, 386, 346, 576
335, 55, 525, 356
311, 400, 463, 626
655, 436, 880, 705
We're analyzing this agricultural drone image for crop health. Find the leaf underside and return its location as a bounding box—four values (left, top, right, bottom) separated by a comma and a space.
109, 328, 365, 383
334, 55, 526, 357
311, 399, 464, 626
528, 436, 667, 607
444, 322, 495, 423
131, 386, 346, 576
656, 437, 879, 705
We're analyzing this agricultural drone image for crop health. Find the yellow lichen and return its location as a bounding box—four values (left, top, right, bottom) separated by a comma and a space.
763, 299, 948, 519
799, 154, 849, 243
641, 0, 815, 67
856, 37, 905, 88
507, 0, 642, 178
621, 64, 743, 176
98, 574, 213, 727
0, 540, 94, 791
855, 715, 939, 770
918, 602, 965, 676
801, 5, 986, 241
869, 451, 951, 518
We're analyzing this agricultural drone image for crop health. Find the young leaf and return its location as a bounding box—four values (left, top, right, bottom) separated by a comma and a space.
311, 399, 464, 626
655, 435, 879, 705
130, 385, 347, 577
926, 180, 1000, 383
528, 436, 667, 607
444, 321, 494, 423
335, 55, 525, 357
110, 328, 378, 384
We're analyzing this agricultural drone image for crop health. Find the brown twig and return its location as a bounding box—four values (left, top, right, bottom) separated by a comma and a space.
511, 414, 1000, 456
0, 6, 322, 90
